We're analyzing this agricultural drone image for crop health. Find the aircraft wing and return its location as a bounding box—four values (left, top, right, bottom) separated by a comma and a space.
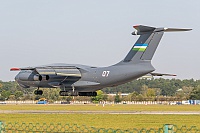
10, 67, 34, 71
10, 66, 78, 71
11, 66, 82, 77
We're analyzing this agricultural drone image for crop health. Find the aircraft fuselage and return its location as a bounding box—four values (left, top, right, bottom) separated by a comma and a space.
15, 61, 154, 93
11, 25, 191, 96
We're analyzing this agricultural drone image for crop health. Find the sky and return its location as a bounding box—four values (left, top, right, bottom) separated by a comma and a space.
0, 1, 200, 81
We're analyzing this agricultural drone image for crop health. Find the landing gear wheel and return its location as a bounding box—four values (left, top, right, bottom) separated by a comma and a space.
34, 90, 43, 95
59, 91, 70, 96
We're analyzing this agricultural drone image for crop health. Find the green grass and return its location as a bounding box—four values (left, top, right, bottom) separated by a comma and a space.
0, 104, 200, 130
0, 104, 200, 111
0, 114, 200, 130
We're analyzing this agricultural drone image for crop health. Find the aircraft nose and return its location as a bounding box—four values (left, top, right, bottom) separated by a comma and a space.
15, 73, 20, 81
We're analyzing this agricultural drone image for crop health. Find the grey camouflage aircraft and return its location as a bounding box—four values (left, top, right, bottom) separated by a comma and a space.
11, 25, 191, 96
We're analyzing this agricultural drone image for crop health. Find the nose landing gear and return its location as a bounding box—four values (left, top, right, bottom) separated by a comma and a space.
34, 88, 43, 95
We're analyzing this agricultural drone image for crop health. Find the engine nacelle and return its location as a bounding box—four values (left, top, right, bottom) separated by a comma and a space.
33, 75, 40, 81
38, 75, 49, 81
18, 73, 49, 81
18, 73, 34, 81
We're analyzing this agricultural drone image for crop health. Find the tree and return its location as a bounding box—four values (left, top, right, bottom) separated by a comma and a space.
140, 85, 148, 97
175, 89, 185, 101
34, 95, 43, 100
21, 94, 31, 101
14, 91, 23, 100
1, 90, 11, 100
0, 83, 3, 98
67, 96, 72, 101
9, 95, 15, 100
0, 78, 199, 101
0, 83, 3, 90
130, 91, 139, 101
74, 96, 91, 101
138, 94, 144, 101
114, 93, 121, 103
189, 86, 200, 100
107, 95, 115, 102
154, 88, 161, 96
182, 86, 194, 99
0, 96, 5, 101
146, 88, 156, 101
92, 90, 105, 103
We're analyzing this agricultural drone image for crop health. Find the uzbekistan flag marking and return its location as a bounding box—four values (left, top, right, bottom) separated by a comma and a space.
132, 44, 148, 52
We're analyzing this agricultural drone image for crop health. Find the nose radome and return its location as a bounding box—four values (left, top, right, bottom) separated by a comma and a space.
15, 73, 19, 81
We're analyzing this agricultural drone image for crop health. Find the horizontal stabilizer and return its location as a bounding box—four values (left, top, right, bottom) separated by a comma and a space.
133, 25, 156, 32
140, 73, 176, 79
150, 72, 176, 76
163, 28, 192, 32
132, 25, 192, 35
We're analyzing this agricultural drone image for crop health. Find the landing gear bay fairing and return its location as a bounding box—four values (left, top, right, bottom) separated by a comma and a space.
11, 25, 191, 96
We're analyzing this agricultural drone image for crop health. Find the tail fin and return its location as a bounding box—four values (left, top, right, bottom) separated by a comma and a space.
122, 25, 191, 63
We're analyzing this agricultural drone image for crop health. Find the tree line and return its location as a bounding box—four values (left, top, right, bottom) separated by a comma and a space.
0, 78, 200, 102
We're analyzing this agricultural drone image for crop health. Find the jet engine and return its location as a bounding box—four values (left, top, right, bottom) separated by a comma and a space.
38, 75, 50, 81
18, 73, 49, 81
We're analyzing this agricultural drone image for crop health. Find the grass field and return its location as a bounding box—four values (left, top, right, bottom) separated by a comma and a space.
1, 114, 200, 130
0, 104, 200, 130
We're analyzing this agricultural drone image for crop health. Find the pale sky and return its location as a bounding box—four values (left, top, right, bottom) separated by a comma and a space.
0, 1, 200, 81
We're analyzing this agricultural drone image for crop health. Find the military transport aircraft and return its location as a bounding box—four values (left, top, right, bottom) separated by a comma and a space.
10, 25, 191, 96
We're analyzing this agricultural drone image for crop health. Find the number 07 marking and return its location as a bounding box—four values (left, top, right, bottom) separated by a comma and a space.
102, 71, 110, 77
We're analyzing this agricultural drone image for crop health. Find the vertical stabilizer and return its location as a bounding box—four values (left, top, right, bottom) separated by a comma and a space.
120, 25, 191, 64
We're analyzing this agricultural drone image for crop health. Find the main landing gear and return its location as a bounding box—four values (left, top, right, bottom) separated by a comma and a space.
59, 85, 78, 96
34, 88, 43, 95
59, 91, 97, 96
59, 85, 97, 96
59, 91, 74, 96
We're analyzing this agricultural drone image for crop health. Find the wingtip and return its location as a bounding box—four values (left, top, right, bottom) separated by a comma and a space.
10, 67, 20, 71
133, 25, 139, 28
133, 25, 140, 29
